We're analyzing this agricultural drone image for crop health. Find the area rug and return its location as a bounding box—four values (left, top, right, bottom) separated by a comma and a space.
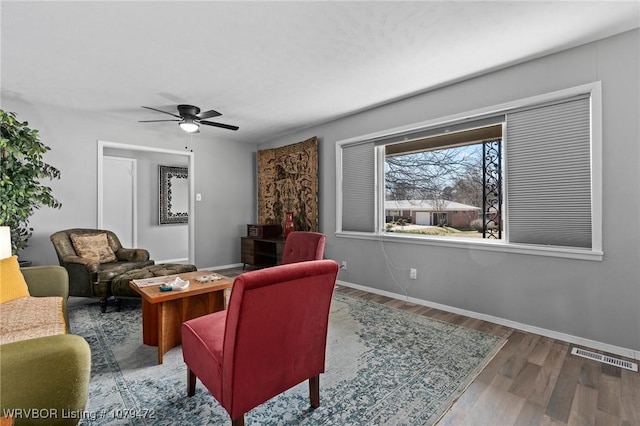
69, 293, 505, 425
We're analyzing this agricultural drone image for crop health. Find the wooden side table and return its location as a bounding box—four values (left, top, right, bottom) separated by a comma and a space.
241, 236, 285, 268
129, 270, 232, 364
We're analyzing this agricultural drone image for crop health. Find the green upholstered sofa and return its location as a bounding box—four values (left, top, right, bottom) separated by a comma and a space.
0, 266, 91, 426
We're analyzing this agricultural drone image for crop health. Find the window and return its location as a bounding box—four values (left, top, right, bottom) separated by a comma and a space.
385, 127, 502, 240
336, 83, 602, 260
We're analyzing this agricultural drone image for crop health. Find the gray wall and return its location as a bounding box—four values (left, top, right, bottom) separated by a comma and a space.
259, 30, 640, 353
2, 100, 257, 269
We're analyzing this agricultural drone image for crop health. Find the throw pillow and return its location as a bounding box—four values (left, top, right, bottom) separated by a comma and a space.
0, 255, 31, 304
70, 232, 117, 263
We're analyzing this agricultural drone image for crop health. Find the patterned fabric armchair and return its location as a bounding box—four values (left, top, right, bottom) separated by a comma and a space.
50, 228, 154, 312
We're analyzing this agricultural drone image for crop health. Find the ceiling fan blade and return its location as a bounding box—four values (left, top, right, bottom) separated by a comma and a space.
138, 119, 181, 122
141, 106, 182, 119
196, 109, 222, 120
200, 120, 239, 131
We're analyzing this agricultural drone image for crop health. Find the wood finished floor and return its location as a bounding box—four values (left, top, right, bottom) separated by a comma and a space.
335, 286, 639, 426
218, 267, 639, 426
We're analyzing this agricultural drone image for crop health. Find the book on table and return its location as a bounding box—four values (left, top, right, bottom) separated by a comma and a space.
131, 276, 171, 288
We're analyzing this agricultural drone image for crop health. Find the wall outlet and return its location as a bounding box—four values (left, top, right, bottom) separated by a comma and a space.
196, 193, 202, 201
341, 261, 347, 270
409, 268, 417, 279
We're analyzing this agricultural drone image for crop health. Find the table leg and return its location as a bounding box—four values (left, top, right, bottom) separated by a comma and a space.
157, 300, 181, 364
155, 289, 227, 364
141, 298, 158, 346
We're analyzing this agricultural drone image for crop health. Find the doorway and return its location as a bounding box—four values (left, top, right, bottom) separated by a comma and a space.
97, 141, 195, 264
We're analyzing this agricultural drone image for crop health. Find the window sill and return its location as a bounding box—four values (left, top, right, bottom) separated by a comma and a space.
335, 231, 603, 261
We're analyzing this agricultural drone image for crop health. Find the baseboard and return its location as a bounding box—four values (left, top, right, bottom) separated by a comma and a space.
203, 262, 244, 271
336, 279, 640, 361
156, 258, 190, 264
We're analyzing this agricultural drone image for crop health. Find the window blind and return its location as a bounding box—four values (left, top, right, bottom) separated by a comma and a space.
506, 97, 592, 248
341, 142, 376, 232
386, 123, 503, 157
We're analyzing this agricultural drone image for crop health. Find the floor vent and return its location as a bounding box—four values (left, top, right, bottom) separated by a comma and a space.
571, 347, 638, 372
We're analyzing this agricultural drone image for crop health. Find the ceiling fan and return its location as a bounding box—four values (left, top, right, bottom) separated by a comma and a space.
139, 104, 239, 133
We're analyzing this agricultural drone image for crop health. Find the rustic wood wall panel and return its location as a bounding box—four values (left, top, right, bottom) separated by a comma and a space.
257, 137, 318, 233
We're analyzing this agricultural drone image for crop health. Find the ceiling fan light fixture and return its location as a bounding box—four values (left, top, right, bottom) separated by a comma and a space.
140, 105, 236, 132
179, 119, 199, 133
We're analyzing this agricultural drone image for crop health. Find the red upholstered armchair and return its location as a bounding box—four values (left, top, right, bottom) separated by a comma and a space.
280, 231, 326, 264
181, 259, 339, 426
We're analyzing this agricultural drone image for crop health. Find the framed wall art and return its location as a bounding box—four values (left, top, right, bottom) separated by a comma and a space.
159, 165, 188, 225
257, 137, 318, 233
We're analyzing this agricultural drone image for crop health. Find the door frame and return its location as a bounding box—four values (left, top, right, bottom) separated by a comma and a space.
97, 140, 195, 265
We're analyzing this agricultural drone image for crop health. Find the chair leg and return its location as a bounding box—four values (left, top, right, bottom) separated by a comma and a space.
115, 298, 122, 312
187, 368, 196, 397
100, 298, 108, 313
309, 375, 320, 408
231, 415, 245, 426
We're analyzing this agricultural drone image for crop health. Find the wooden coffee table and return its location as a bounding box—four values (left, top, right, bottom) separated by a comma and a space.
129, 270, 233, 364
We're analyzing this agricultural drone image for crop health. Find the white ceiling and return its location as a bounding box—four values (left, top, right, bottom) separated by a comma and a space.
2, 1, 639, 144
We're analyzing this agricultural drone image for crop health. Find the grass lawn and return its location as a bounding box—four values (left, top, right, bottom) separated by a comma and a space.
386, 224, 485, 238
